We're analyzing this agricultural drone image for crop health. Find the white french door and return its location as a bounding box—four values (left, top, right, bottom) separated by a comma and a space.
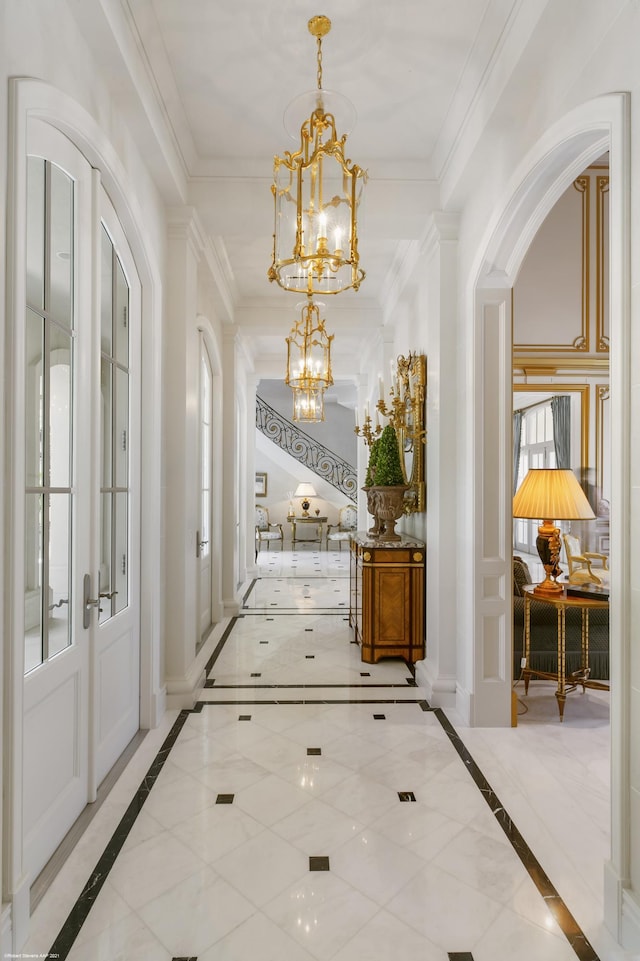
94, 196, 141, 786
21, 120, 140, 881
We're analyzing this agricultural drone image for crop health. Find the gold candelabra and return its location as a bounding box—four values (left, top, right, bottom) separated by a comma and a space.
354, 352, 427, 512
354, 404, 382, 446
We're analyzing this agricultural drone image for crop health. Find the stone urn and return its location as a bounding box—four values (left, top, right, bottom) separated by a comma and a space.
369, 485, 408, 542
362, 487, 384, 538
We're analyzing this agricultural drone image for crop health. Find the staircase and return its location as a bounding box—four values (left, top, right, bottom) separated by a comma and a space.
256, 395, 357, 502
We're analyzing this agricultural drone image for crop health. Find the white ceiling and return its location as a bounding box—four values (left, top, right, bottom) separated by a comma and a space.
120, 0, 521, 374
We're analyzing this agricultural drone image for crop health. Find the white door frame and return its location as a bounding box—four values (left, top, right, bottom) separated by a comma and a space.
468, 93, 631, 942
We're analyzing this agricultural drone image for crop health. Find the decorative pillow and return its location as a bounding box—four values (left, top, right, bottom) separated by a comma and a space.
513, 556, 532, 596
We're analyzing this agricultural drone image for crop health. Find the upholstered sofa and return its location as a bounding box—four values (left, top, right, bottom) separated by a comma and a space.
512, 556, 609, 681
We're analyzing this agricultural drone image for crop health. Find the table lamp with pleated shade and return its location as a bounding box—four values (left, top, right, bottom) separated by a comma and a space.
513, 469, 595, 595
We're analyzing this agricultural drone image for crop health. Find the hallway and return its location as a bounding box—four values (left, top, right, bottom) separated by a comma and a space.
23, 550, 621, 961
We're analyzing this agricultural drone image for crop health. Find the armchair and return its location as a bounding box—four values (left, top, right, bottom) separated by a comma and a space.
326, 504, 357, 551
562, 532, 609, 587
255, 505, 284, 558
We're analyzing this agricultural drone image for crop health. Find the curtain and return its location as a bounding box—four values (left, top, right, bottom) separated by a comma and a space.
513, 409, 523, 494
551, 395, 571, 469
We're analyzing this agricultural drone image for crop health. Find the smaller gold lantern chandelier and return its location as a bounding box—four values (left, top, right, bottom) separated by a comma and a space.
268, 15, 367, 296
285, 298, 334, 423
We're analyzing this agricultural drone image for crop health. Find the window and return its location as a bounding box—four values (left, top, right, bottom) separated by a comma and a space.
514, 401, 557, 554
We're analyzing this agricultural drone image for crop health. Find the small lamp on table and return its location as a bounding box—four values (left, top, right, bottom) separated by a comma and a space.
294, 482, 317, 518
512, 468, 595, 596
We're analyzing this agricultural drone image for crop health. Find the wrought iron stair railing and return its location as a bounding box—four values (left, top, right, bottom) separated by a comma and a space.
256, 395, 357, 502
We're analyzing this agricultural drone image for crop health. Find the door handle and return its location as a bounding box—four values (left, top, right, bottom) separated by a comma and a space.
83, 573, 101, 628
196, 531, 209, 557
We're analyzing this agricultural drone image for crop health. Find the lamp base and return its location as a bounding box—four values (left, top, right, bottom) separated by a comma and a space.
533, 520, 563, 595
533, 576, 564, 597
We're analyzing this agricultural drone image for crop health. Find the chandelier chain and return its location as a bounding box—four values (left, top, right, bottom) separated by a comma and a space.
316, 36, 323, 90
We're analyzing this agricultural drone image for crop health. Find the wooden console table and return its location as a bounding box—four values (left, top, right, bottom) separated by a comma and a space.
290, 515, 327, 546
349, 533, 425, 663
522, 583, 610, 721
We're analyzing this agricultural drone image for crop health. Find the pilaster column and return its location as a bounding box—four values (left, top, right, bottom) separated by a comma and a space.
245, 373, 259, 577
221, 328, 242, 614
163, 210, 201, 703
463, 284, 513, 726
414, 213, 460, 708
355, 374, 371, 530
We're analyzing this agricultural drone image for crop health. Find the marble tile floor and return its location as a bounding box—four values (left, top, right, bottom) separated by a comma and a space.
21, 549, 632, 961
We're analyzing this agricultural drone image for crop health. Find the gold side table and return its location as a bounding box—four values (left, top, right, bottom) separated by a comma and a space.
290, 516, 327, 547
522, 584, 609, 721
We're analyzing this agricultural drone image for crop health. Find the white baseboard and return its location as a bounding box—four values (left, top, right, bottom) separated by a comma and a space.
621, 888, 640, 951
5, 876, 29, 953
414, 659, 457, 708
604, 859, 640, 951
150, 686, 167, 727
165, 668, 206, 710
223, 596, 241, 616
0, 902, 12, 959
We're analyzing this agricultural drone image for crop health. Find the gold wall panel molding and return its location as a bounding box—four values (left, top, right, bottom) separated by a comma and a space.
512, 382, 589, 470
596, 384, 610, 495
596, 176, 610, 352
513, 355, 609, 376
513, 175, 590, 353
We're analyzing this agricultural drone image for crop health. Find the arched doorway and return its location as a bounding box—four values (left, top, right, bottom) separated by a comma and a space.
469, 93, 630, 943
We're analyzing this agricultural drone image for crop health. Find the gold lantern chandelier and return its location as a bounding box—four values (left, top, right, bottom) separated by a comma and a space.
285, 298, 334, 422
268, 14, 367, 296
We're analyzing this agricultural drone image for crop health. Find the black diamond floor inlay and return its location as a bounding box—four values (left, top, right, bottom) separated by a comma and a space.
448, 954, 475, 961
238, 715, 251, 721
398, 791, 416, 802
251, 672, 261, 677
307, 748, 322, 756
373, 714, 386, 720
216, 794, 234, 804
309, 856, 330, 871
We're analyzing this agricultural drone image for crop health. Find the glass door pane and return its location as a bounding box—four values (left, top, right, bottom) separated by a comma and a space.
47, 493, 71, 657
25, 309, 44, 489
99, 493, 112, 626
99, 231, 130, 623
24, 493, 43, 673
24, 158, 74, 670
26, 158, 45, 311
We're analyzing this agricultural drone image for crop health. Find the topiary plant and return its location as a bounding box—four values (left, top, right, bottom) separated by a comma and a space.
372, 424, 405, 486
364, 437, 380, 487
